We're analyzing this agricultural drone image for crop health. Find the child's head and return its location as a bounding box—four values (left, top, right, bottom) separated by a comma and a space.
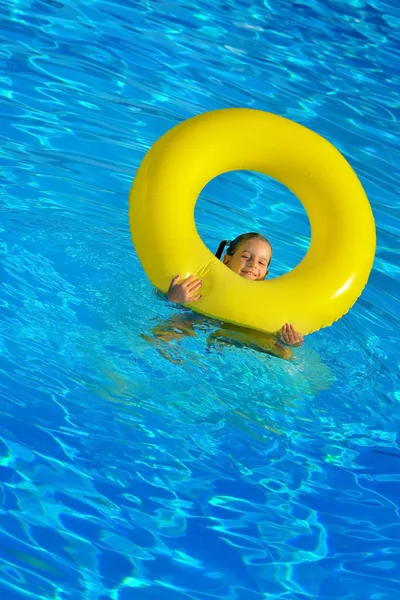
215, 232, 272, 281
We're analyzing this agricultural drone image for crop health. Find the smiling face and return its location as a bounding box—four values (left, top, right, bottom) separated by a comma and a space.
223, 237, 272, 281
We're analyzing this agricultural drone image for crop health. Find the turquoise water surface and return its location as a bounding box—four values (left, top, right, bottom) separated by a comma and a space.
0, 0, 399, 599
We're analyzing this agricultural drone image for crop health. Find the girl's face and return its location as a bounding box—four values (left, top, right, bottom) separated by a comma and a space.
223, 238, 271, 281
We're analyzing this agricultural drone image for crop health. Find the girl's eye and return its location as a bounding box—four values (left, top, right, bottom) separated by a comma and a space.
259, 261, 267, 266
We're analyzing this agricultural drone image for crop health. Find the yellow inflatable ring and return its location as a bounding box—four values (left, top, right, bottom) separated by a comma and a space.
129, 108, 376, 335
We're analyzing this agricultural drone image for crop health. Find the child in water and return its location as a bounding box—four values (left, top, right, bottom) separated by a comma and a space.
166, 232, 304, 348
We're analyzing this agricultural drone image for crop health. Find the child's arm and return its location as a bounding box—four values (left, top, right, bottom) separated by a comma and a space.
167, 275, 202, 303
151, 314, 198, 343
149, 277, 201, 346
278, 323, 304, 347
207, 324, 294, 360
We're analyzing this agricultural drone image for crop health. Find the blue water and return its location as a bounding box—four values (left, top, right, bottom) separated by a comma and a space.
0, 0, 399, 598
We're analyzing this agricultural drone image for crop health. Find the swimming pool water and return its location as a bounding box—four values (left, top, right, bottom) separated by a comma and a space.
0, 0, 399, 598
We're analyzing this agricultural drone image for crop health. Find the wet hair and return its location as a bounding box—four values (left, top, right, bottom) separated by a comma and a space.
215, 232, 272, 265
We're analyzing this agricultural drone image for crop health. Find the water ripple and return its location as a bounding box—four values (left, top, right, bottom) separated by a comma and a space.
0, 0, 400, 598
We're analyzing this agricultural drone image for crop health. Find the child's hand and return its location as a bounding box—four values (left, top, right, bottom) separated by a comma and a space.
167, 275, 202, 304
279, 323, 304, 347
